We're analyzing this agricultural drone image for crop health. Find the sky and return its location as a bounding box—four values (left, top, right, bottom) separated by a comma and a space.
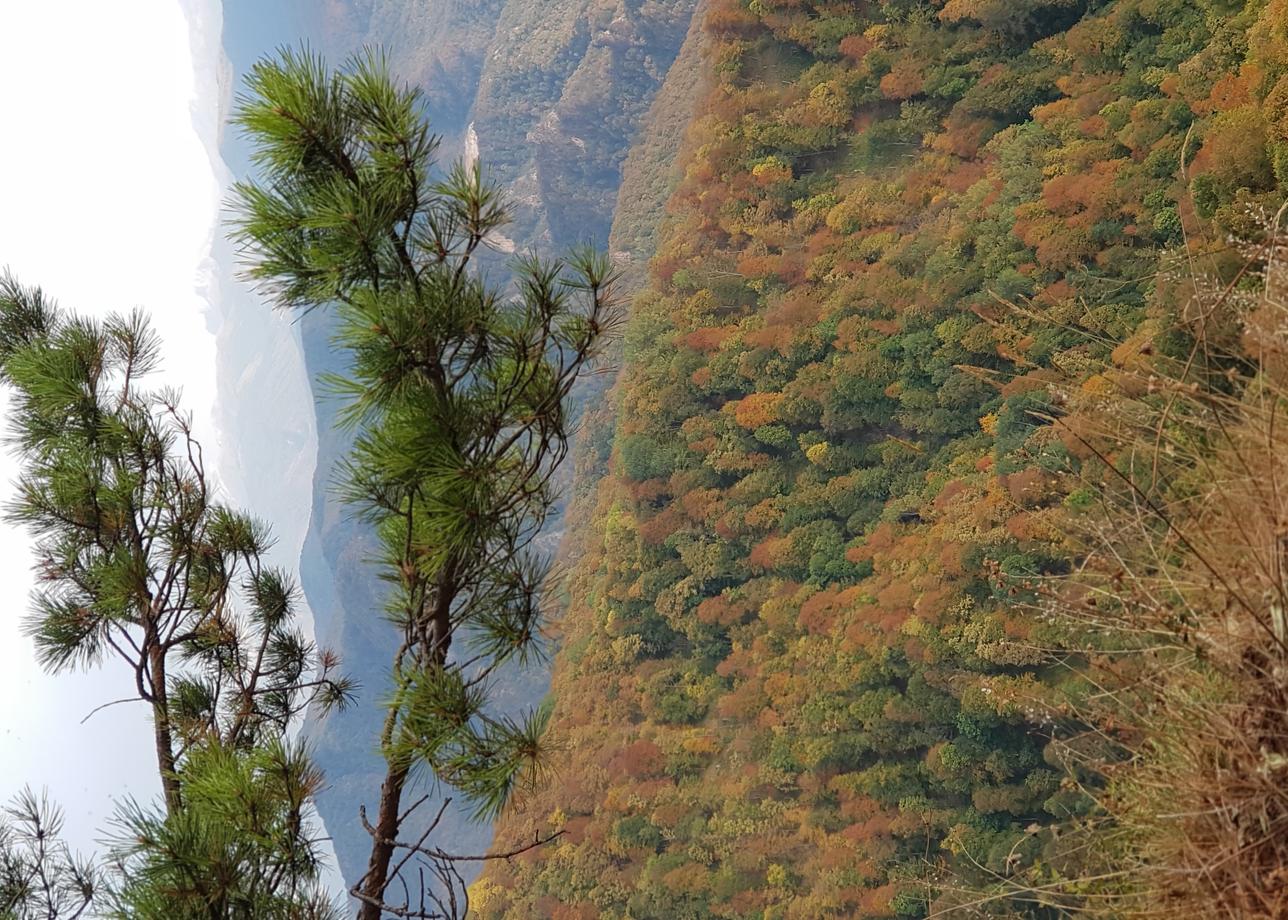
0, 0, 225, 855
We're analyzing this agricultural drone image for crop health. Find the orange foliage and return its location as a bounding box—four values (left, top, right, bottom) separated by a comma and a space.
696, 594, 750, 626
743, 322, 796, 353
931, 114, 993, 158
680, 488, 719, 522
1042, 161, 1123, 220
799, 586, 856, 635
748, 533, 791, 570
687, 434, 718, 454
860, 883, 899, 915
729, 392, 784, 428
683, 325, 736, 352
609, 740, 665, 779
1198, 67, 1257, 115
880, 58, 924, 100
716, 678, 765, 719
703, 0, 760, 37
764, 288, 824, 329
478, 1, 1288, 915
1002, 467, 1053, 507
716, 647, 753, 681
627, 478, 670, 503
638, 507, 683, 546
839, 34, 873, 60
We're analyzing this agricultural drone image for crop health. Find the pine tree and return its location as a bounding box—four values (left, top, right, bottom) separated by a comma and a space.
0, 790, 95, 920
232, 48, 619, 918
103, 740, 338, 919
0, 275, 355, 917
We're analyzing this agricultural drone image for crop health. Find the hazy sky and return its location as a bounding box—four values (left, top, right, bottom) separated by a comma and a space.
0, 0, 224, 855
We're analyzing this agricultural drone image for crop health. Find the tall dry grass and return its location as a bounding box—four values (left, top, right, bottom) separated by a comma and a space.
1037, 203, 1288, 918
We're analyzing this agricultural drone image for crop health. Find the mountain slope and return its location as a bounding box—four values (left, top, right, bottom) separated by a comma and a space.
610, 0, 714, 286
477, 1, 1288, 917
471, 0, 699, 253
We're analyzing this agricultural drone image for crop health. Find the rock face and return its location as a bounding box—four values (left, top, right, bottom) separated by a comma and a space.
607, 0, 711, 287
470, 0, 697, 253
219, 0, 700, 890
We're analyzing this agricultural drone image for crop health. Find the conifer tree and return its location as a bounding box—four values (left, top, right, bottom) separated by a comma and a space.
232, 49, 618, 918
0, 790, 94, 920
0, 275, 354, 917
104, 740, 339, 919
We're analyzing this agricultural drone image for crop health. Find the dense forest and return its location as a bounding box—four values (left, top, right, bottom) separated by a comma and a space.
473, 0, 1288, 917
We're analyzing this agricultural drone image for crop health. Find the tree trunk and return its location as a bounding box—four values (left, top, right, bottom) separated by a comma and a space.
357, 567, 457, 919
356, 763, 409, 920
148, 644, 182, 814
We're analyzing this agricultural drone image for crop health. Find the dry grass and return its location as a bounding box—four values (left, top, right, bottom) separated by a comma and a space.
1037, 204, 1288, 918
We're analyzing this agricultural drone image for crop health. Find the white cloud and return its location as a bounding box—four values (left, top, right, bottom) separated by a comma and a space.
0, 0, 223, 855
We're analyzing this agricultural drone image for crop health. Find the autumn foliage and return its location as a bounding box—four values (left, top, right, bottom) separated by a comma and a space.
479, 0, 1288, 917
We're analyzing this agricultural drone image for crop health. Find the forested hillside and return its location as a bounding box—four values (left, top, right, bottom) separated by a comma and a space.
476, 0, 1288, 916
